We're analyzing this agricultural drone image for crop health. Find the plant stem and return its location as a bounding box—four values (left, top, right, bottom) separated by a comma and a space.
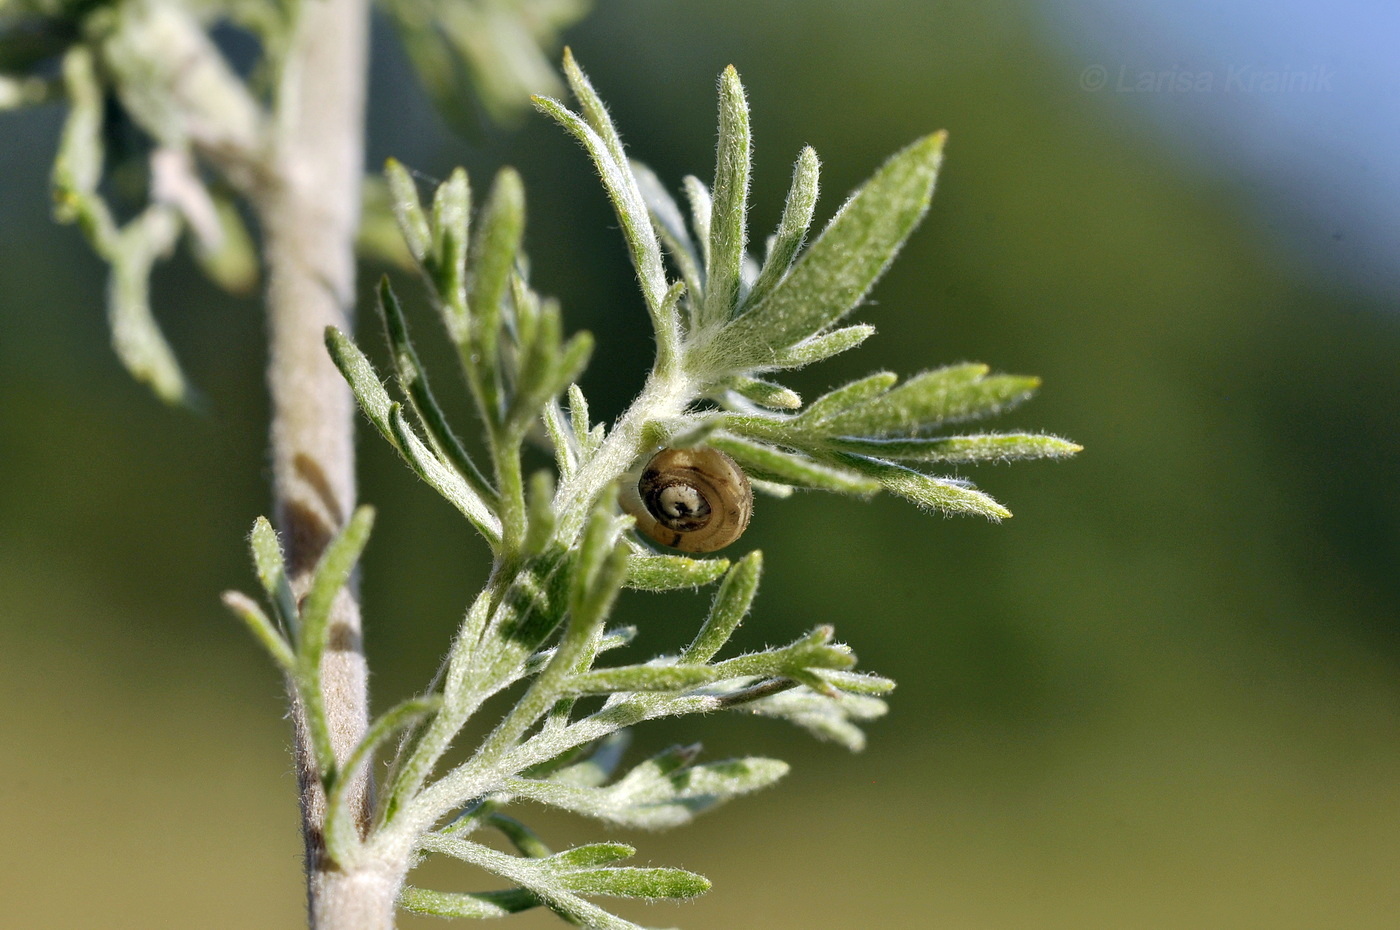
255, 0, 379, 923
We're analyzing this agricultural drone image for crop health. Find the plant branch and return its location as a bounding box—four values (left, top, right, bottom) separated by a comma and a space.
251, 0, 378, 924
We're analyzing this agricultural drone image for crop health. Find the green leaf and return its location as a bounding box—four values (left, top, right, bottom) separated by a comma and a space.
796, 371, 898, 425
742, 686, 889, 752
820, 669, 897, 695
108, 207, 194, 406
708, 629, 857, 680
378, 277, 493, 496
544, 401, 579, 479
560, 866, 710, 900
701, 65, 751, 329
485, 812, 553, 858
383, 158, 431, 264
548, 731, 633, 787
631, 160, 704, 299
821, 364, 1039, 436
326, 695, 440, 863
468, 168, 524, 421
399, 885, 538, 919
387, 404, 503, 542
429, 167, 471, 297
220, 591, 295, 672
512, 327, 595, 431
572, 502, 628, 619
192, 192, 259, 295
523, 470, 558, 558
294, 505, 376, 784
502, 755, 789, 829
709, 435, 881, 495
248, 516, 296, 631
682, 551, 762, 663
52, 48, 104, 220
568, 663, 719, 694
839, 455, 1012, 520
766, 323, 875, 369
724, 376, 801, 410
705, 132, 945, 369
536, 57, 677, 370
412, 836, 682, 928
744, 145, 820, 310
683, 175, 713, 274
624, 549, 730, 592
831, 432, 1083, 463
559, 47, 629, 170
547, 843, 636, 869
299, 505, 375, 667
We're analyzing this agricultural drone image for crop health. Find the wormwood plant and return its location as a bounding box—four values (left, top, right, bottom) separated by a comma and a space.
221, 53, 1080, 926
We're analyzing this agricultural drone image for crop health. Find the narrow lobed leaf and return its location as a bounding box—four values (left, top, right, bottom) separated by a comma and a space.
821, 364, 1039, 436
387, 404, 503, 543
709, 435, 882, 495
560, 47, 629, 173
546, 842, 636, 869
701, 65, 751, 329
326, 694, 441, 863
547, 731, 633, 787
486, 812, 553, 858
797, 371, 898, 425
682, 551, 763, 663
326, 326, 394, 439
429, 167, 471, 294
560, 866, 711, 900
683, 175, 714, 278
632, 160, 704, 299
533, 87, 676, 367
378, 277, 492, 495
743, 687, 888, 752
220, 591, 296, 672
299, 505, 376, 669
766, 323, 875, 370
399, 885, 539, 919
705, 132, 946, 369
108, 208, 194, 406
468, 167, 526, 417
568, 663, 720, 695
744, 145, 820, 310
624, 549, 730, 592
725, 376, 802, 410
383, 158, 432, 263
544, 401, 580, 479
523, 471, 558, 557
830, 432, 1083, 463
567, 383, 593, 451
838, 455, 1012, 520
249, 516, 297, 630
503, 755, 788, 829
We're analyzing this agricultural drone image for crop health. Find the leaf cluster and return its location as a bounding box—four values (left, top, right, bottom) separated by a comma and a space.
227, 505, 890, 926
2, 0, 580, 404
220, 51, 1076, 928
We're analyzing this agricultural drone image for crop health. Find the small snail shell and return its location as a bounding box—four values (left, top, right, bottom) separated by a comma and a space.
621, 447, 753, 553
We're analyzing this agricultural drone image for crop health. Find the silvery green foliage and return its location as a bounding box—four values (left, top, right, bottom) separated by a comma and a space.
0, 0, 578, 404
380, 0, 590, 127
224, 55, 1076, 925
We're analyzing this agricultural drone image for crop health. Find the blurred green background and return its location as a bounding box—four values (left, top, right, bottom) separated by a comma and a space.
4, 1, 1399, 927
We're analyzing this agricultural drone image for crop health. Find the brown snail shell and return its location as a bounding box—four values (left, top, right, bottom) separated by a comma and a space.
621, 447, 753, 553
